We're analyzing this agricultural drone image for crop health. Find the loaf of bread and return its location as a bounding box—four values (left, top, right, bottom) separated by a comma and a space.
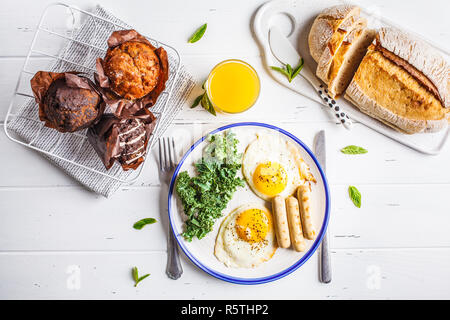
346, 27, 450, 134
309, 5, 450, 134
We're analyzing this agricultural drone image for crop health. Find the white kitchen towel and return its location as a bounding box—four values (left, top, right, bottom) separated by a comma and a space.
8, 5, 195, 197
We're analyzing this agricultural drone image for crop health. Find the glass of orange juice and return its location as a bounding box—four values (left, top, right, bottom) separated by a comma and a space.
205, 59, 260, 114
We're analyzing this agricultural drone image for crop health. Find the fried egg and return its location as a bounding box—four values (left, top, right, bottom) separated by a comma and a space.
214, 204, 277, 268
242, 134, 307, 201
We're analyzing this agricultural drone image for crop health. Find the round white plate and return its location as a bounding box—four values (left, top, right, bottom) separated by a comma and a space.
168, 122, 330, 284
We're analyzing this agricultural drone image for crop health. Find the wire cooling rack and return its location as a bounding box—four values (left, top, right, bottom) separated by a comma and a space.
3, 3, 181, 183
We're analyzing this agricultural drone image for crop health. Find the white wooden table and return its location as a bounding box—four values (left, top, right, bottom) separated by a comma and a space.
1, 0, 449, 300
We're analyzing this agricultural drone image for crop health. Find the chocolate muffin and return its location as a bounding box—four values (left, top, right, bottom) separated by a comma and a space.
108, 117, 146, 167
30, 72, 103, 133
103, 41, 161, 100
87, 109, 157, 171
43, 78, 101, 132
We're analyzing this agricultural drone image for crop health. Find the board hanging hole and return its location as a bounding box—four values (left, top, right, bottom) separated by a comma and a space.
269, 12, 296, 38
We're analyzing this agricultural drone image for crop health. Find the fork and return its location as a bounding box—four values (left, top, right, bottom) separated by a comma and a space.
158, 137, 183, 280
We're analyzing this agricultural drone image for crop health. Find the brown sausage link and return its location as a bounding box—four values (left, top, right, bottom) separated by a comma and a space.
272, 196, 291, 248
286, 196, 307, 252
298, 185, 317, 240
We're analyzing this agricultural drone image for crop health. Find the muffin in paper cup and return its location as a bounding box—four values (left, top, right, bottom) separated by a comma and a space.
87, 108, 157, 171
30, 71, 105, 133
95, 29, 169, 118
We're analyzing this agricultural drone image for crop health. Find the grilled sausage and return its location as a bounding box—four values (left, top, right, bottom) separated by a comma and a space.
297, 184, 316, 240
272, 196, 291, 248
285, 196, 307, 252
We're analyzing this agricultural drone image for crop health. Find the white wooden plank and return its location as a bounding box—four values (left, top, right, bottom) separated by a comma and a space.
1, 120, 449, 189
0, 123, 79, 187
1, 184, 449, 251
0, 0, 261, 58
0, 0, 448, 57
0, 185, 169, 251
1, 249, 449, 299
329, 184, 450, 249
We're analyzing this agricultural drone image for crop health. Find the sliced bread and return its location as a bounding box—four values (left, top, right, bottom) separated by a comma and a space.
316, 23, 375, 98
308, 5, 361, 63
327, 28, 376, 98
345, 27, 450, 134
315, 17, 367, 84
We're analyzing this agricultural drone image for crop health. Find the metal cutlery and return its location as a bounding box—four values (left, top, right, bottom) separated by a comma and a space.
158, 137, 183, 280
268, 26, 352, 130
314, 130, 332, 283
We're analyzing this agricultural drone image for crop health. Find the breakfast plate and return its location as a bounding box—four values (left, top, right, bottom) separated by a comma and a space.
168, 122, 330, 284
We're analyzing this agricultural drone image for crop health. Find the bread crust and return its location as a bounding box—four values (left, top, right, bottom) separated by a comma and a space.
345, 27, 450, 134
376, 27, 449, 108
346, 75, 447, 134
308, 5, 360, 62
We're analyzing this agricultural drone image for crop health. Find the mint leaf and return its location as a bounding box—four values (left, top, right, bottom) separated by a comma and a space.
270, 66, 291, 80
137, 274, 150, 283
188, 23, 207, 43
348, 186, 361, 208
191, 94, 204, 108
133, 218, 157, 230
286, 64, 293, 76
290, 58, 304, 81
191, 81, 216, 115
201, 92, 216, 116
271, 59, 304, 83
132, 267, 138, 282
132, 267, 150, 287
341, 145, 368, 154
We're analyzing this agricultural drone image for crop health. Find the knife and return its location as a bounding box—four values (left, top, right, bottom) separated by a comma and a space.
269, 26, 352, 130
314, 130, 332, 283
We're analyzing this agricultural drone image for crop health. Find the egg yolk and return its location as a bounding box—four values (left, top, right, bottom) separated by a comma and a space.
235, 208, 271, 243
252, 162, 288, 197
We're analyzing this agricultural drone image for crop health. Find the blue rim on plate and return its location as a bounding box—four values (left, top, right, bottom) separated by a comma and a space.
167, 122, 330, 285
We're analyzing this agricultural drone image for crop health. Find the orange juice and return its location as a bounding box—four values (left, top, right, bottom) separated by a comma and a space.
206, 59, 260, 113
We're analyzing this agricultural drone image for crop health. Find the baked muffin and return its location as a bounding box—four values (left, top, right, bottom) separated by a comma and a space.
115, 117, 151, 167
103, 39, 161, 100
30, 72, 103, 133
95, 29, 169, 117
87, 108, 157, 170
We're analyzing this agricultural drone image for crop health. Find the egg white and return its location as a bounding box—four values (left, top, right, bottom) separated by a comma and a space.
214, 204, 277, 268
242, 134, 302, 201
